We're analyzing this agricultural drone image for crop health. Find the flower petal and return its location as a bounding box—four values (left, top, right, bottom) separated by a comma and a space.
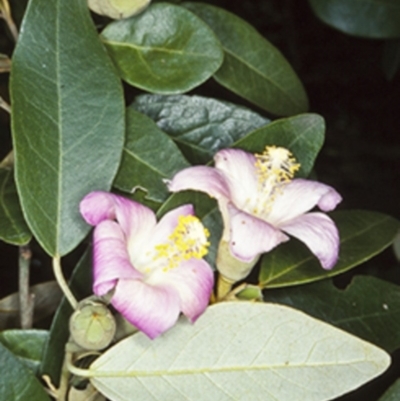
280, 212, 340, 269
149, 258, 214, 322
167, 166, 231, 200
80, 191, 156, 245
214, 148, 259, 208
150, 204, 194, 247
92, 220, 143, 296
111, 279, 181, 339
267, 179, 342, 225
227, 203, 289, 262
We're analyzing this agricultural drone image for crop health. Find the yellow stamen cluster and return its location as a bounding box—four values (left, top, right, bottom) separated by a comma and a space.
154, 215, 210, 271
255, 146, 300, 183
252, 146, 300, 217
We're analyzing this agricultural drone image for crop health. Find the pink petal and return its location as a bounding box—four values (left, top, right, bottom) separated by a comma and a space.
149, 259, 214, 322
167, 166, 231, 200
150, 204, 194, 246
267, 179, 342, 226
227, 203, 289, 262
80, 191, 156, 245
92, 221, 143, 296
280, 212, 340, 269
214, 148, 259, 208
111, 279, 181, 339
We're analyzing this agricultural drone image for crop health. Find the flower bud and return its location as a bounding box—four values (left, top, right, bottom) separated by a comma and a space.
87, 0, 151, 19
69, 299, 116, 350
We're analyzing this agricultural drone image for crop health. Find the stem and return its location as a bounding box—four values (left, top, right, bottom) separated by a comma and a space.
0, 150, 13, 169
0, 0, 18, 42
19, 244, 34, 329
52, 256, 78, 310
216, 274, 234, 301
56, 350, 72, 401
66, 354, 93, 379
0, 96, 11, 113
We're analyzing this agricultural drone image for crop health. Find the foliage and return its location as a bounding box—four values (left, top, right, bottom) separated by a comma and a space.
0, 0, 399, 400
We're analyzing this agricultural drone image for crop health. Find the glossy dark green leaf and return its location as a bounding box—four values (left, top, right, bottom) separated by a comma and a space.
114, 108, 189, 202
0, 342, 50, 401
101, 3, 223, 93
10, 0, 125, 256
259, 210, 400, 288
183, 2, 308, 116
0, 329, 48, 374
266, 276, 400, 352
157, 191, 221, 267
0, 168, 30, 245
131, 94, 269, 164
234, 114, 325, 177
379, 379, 400, 401
41, 250, 92, 385
308, 0, 400, 39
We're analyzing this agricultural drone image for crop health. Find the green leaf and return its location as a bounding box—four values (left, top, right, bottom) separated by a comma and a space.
10, 0, 125, 256
0, 329, 48, 374
259, 210, 400, 288
234, 113, 325, 177
0, 342, 50, 401
266, 276, 400, 352
41, 250, 92, 385
379, 379, 400, 401
183, 2, 308, 116
308, 0, 400, 39
114, 108, 189, 202
89, 303, 390, 401
0, 168, 31, 245
131, 94, 270, 164
101, 3, 223, 94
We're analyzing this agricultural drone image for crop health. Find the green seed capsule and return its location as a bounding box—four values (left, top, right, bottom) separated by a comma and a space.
69, 301, 116, 351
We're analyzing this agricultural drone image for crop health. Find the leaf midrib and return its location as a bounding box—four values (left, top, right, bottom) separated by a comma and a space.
221, 47, 301, 111
90, 357, 378, 378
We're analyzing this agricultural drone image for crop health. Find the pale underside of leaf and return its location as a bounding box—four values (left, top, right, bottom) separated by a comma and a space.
89, 302, 390, 401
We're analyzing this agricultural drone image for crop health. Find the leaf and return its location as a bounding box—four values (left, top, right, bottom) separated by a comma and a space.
89, 302, 390, 401
41, 250, 92, 385
259, 210, 400, 288
265, 276, 400, 352
101, 3, 223, 94
0, 342, 50, 401
113, 108, 189, 202
183, 2, 308, 116
0, 281, 62, 330
131, 94, 270, 164
10, 0, 125, 256
308, 0, 400, 39
234, 113, 325, 177
0, 329, 48, 374
0, 168, 31, 245
379, 379, 400, 401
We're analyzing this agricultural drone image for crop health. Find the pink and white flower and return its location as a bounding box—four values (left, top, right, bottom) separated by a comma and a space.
80, 191, 214, 339
167, 146, 342, 282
